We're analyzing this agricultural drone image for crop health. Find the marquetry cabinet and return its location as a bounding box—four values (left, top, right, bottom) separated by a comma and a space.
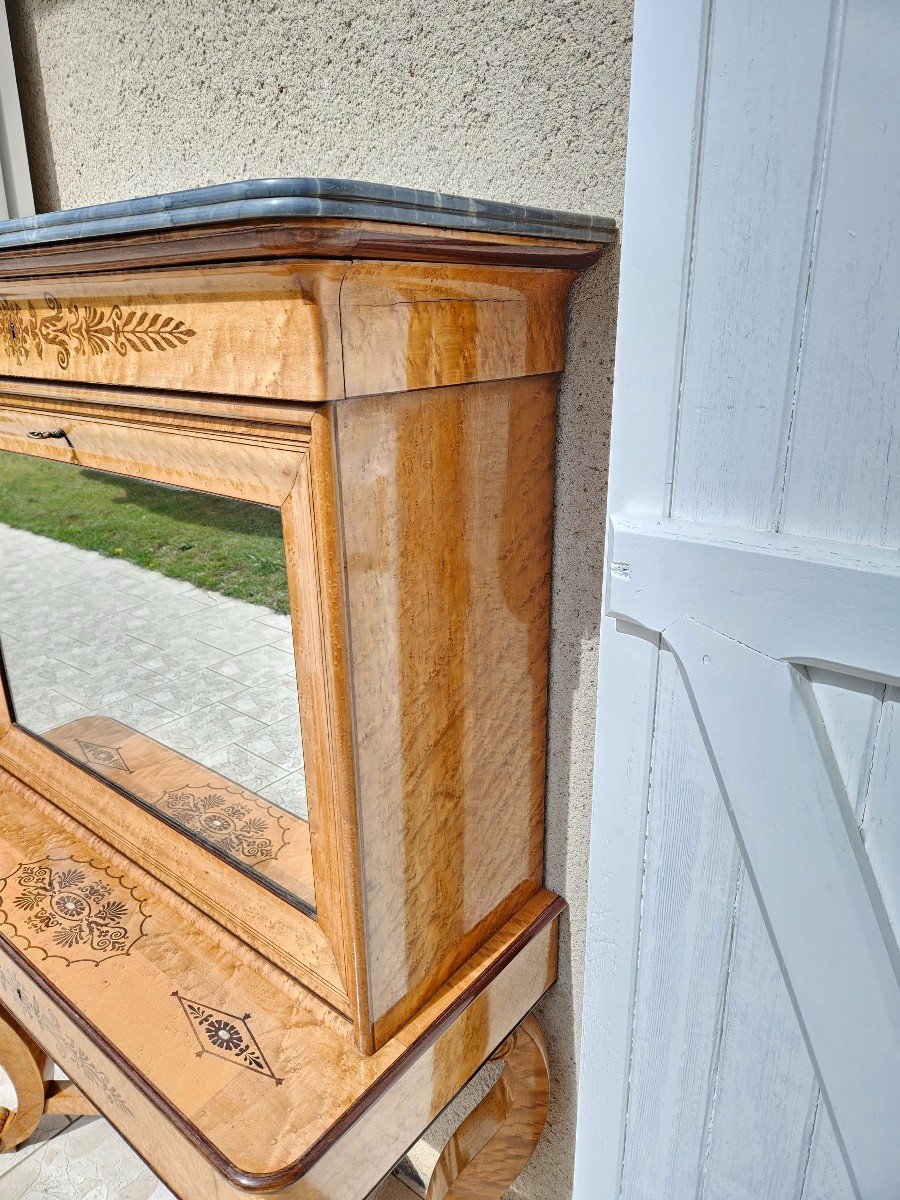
0, 179, 613, 1199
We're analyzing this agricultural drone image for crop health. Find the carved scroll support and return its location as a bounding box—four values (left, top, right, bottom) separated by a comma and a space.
426, 1015, 550, 1200
0, 1004, 96, 1152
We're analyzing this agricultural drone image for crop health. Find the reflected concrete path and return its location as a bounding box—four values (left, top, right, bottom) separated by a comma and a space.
0, 523, 307, 818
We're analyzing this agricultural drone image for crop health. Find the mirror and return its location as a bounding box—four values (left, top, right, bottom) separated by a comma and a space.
0, 449, 315, 913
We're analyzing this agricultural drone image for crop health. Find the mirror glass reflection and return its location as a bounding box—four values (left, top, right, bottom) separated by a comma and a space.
0, 449, 314, 912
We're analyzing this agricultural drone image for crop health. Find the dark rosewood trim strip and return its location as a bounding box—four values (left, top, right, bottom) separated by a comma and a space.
0, 894, 564, 1192
0, 219, 606, 281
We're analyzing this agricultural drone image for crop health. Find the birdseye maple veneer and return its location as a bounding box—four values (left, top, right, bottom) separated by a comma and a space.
0, 179, 614, 1199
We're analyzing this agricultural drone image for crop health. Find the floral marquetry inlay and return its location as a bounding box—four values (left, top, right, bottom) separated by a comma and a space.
0, 960, 135, 1117
0, 858, 150, 966
158, 784, 289, 865
0, 295, 196, 370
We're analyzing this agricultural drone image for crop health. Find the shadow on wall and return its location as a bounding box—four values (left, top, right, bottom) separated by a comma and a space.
4, 8, 59, 210
417, 245, 621, 1199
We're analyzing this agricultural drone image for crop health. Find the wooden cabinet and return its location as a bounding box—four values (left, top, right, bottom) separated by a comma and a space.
0, 179, 612, 1198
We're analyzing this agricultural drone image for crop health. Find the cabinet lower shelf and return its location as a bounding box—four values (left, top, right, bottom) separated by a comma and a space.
0, 784, 562, 1199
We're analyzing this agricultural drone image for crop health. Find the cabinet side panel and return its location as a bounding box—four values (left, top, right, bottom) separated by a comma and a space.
334, 376, 554, 1044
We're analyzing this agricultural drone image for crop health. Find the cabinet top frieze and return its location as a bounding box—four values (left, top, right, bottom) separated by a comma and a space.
0, 177, 616, 278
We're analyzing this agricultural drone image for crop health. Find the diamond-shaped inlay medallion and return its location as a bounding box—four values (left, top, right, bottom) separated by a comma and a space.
173, 992, 282, 1083
76, 739, 131, 773
0, 858, 150, 965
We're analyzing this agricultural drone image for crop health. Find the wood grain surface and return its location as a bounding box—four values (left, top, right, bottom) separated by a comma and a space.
0, 262, 347, 401
426, 1015, 549, 1200
0, 217, 605, 282
0, 778, 560, 1197
328, 376, 555, 1045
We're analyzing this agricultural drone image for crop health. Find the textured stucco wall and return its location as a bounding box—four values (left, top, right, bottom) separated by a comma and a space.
6, 2, 632, 1195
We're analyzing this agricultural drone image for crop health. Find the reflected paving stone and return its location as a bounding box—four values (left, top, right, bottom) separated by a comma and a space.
0, 520, 308, 816
12, 689, 90, 735
226, 679, 301, 724
204, 743, 289, 791
138, 668, 247, 717
259, 769, 308, 821
1, 652, 91, 692
11, 685, 88, 718
0, 1113, 76, 1183
212, 644, 297, 689
118, 574, 200, 603
176, 584, 225, 607
96, 695, 178, 734
3, 652, 90, 691
0, 1117, 177, 1200
127, 594, 223, 623
139, 639, 233, 680
191, 619, 285, 656
254, 610, 293, 633
237, 715, 305, 773
100, 613, 179, 646
151, 702, 266, 757
53, 633, 153, 672
56, 664, 168, 708
66, 587, 147, 616
192, 597, 276, 630
258, 631, 295, 654
0, 1114, 413, 1199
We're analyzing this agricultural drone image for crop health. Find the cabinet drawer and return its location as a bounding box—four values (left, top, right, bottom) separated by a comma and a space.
0, 262, 346, 401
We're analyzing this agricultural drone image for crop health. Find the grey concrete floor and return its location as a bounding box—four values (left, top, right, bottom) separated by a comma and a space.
0, 1104, 417, 1198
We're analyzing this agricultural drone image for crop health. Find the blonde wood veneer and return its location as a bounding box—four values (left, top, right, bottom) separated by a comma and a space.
1, 260, 573, 403
0, 1007, 97, 1152
42, 716, 316, 907
0, 1004, 47, 1152
324, 375, 555, 1044
0, 782, 559, 1198
0, 201, 607, 1194
425, 1015, 550, 1200
0, 263, 348, 401
0, 411, 358, 1017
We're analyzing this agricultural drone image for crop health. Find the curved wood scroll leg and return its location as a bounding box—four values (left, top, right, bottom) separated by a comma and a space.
426, 1015, 550, 1200
0, 1005, 97, 1152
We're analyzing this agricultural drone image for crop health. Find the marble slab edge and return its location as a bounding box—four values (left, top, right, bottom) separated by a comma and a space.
0, 177, 617, 249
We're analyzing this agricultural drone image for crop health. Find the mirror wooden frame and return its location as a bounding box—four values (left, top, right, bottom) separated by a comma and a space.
0, 407, 357, 1018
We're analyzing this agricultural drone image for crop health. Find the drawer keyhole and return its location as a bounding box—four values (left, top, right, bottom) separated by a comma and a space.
27, 428, 74, 448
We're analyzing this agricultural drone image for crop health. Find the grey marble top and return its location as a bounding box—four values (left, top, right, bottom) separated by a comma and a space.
0, 178, 616, 250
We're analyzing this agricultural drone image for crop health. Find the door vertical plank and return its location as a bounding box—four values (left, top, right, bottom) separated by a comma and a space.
663, 2, 846, 1192
670, 0, 835, 530
861, 690, 900, 935
701, 668, 884, 1200
801, 1106, 857, 1200
798, 670, 884, 1199
573, 0, 710, 1193
618, 653, 738, 1200
776, 3, 900, 1187
667, 618, 900, 1200
698, 881, 818, 1200
780, 0, 900, 548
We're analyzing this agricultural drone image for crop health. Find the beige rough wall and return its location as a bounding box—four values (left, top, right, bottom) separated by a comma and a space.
6, 2, 632, 1196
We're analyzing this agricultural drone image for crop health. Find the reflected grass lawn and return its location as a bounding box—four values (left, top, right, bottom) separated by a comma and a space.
0, 453, 290, 613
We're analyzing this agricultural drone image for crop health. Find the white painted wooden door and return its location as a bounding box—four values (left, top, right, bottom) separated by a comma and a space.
574, 2, 900, 1199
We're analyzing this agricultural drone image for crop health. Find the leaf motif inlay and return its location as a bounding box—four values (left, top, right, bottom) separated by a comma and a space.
0, 295, 196, 370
